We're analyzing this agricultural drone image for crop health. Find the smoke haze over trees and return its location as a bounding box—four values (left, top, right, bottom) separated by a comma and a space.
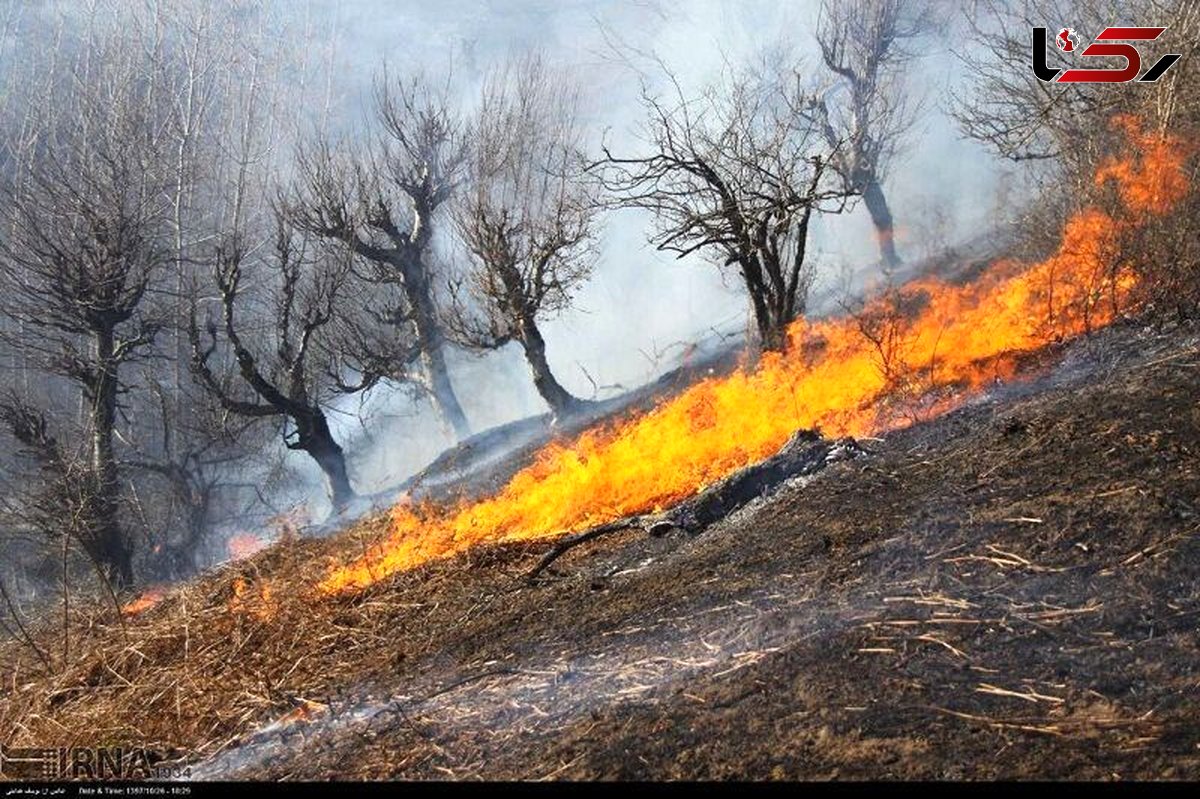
0, 0, 1192, 609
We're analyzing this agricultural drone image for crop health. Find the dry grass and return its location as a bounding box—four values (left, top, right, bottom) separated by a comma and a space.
0, 322, 1197, 780
0, 512, 543, 765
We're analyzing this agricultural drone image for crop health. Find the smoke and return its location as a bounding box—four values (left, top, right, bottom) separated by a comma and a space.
0, 0, 1017, 523
291, 0, 1014, 499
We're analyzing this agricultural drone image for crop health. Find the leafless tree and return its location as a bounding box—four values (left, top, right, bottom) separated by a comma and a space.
0, 39, 174, 589
121, 379, 272, 579
282, 70, 473, 440
595, 57, 854, 352
949, 0, 1197, 168
812, 0, 932, 271
949, 0, 1109, 168
447, 55, 598, 417
189, 220, 376, 512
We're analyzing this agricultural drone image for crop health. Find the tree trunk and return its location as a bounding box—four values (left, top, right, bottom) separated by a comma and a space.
170, 483, 211, 578
742, 253, 803, 355
90, 329, 133, 589
403, 265, 471, 441
748, 288, 794, 354
862, 176, 901, 271
518, 318, 581, 418
758, 317, 791, 353
420, 339, 471, 441
298, 411, 356, 512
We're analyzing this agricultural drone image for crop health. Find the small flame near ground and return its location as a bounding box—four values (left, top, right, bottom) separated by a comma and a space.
318, 116, 1189, 595
229, 576, 276, 620
122, 586, 167, 616
273, 698, 328, 728
226, 507, 307, 563
227, 533, 268, 562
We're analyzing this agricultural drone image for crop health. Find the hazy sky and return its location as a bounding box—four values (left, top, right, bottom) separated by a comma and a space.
0, 0, 1014, 502
293, 0, 1012, 494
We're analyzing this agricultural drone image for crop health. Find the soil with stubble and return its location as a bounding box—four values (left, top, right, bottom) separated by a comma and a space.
2, 321, 1199, 781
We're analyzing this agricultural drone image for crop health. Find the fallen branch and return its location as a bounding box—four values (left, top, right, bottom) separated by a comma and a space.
526, 431, 864, 581
526, 516, 653, 582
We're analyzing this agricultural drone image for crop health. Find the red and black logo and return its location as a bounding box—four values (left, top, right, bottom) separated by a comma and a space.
1033, 26, 1182, 83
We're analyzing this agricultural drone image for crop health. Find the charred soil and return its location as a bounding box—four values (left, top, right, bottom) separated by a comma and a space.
1, 322, 1199, 780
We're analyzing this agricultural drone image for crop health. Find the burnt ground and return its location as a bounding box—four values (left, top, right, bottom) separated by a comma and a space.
1, 320, 1199, 781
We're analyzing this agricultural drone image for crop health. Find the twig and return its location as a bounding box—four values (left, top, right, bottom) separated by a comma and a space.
976, 683, 1064, 704
525, 516, 651, 582
0, 576, 54, 672
926, 705, 1066, 737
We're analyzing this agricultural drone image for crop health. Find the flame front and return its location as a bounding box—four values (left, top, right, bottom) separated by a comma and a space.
320, 118, 1189, 595
122, 586, 166, 616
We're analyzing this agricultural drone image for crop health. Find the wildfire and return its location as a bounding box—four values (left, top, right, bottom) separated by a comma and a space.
122, 586, 167, 616
229, 576, 276, 620
319, 118, 1189, 595
227, 533, 268, 562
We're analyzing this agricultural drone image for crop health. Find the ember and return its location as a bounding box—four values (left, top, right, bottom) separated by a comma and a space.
229, 577, 276, 620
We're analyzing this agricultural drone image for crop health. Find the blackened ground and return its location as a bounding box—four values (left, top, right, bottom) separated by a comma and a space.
2, 320, 1197, 781
199, 321, 1200, 780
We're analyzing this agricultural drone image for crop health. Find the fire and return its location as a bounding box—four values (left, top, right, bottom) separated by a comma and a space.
1095, 115, 1190, 216
273, 698, 328, 729
227, 533, 268, 562
319, 118, 1189, 595
226, 507, 307, 562
122, 586, 166, 616
229, 576, 276, 620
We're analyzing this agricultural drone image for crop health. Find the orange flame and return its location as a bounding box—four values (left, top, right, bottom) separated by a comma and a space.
122, 586, 166, 616
319, 118, 1189, 595
227, 533, 268, 562
273, 698, 328, 729
229, 576, 275, 620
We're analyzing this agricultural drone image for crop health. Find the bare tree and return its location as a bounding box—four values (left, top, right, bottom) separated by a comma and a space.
283, 71, 473, 441
448, 55, 598, 418
189, 221, 376, 512
121, 379, 272, 579
949, 0, 1196, 168
0, 40, 173, 589
813, 0, 931, 271
949, 0, 1113, 168
595, 57, 854, 352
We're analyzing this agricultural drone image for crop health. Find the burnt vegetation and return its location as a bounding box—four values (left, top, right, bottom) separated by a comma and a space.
0, 0, 1197, 780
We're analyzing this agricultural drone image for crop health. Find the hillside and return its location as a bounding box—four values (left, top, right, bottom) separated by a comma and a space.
1, 319, 1197, 780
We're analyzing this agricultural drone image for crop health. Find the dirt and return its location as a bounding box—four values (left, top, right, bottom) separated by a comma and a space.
2, 321, 1199, 781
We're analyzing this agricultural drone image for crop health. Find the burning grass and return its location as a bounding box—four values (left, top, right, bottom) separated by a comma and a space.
0, 519, 425, 763
319, 116, 1191, 594
0, 320, 1197, 779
